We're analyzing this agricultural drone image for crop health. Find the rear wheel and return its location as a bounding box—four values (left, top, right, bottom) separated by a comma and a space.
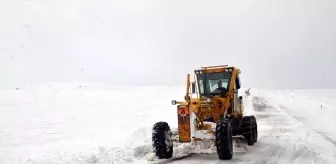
152, 122, 173, 159
215, 118, 233, 160
251, 116, 258, 143
242, 116, 255, 145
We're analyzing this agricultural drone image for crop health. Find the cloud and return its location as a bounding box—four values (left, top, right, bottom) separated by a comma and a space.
1, 0, 335, 89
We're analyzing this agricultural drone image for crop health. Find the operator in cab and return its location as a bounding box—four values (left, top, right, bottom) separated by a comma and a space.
214, 80, 227, 93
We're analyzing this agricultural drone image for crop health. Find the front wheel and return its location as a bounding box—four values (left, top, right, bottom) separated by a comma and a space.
215, 118, 233, 160
152, 122, 173, 159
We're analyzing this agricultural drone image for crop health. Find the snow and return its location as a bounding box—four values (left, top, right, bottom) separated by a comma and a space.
254, 89, 336, 141
1, 84, 336, 163
0, 84, 185, 164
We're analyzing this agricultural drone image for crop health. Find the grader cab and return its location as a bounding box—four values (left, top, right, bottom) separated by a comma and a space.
152, 65, 258, 160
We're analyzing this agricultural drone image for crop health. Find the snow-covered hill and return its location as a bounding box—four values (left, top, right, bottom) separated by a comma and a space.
1, 85, 336, 163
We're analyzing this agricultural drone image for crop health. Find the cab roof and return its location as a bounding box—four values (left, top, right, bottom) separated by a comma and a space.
195, 65, 240, 74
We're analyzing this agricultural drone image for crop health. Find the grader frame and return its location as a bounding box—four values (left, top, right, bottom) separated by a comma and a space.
152, 65, 258, 160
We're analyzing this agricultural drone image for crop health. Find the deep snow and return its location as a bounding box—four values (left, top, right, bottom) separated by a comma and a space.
1, 84, 336, 163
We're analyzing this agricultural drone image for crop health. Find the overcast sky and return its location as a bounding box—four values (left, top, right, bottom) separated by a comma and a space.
1, 0, 335, 89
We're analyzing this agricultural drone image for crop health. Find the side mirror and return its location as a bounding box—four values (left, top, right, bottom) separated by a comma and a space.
171, 100, 176, 105
235, 77, 241, 89
191, 82, 196, 94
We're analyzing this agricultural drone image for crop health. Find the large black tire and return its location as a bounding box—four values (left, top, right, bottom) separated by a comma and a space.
152, 122, 173, 159
250, 116, 258, 143
215, 118, 233, 160
242, 116, 255, 145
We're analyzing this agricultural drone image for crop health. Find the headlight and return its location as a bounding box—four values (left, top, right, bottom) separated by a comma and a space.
207, 98, 211, 102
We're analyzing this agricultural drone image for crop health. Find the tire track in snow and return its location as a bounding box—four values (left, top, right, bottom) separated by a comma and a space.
278, 104, 336, 150
316, 132, 336, 148
150, 154, 196, 164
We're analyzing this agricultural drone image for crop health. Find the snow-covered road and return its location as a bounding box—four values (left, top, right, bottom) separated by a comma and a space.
1, 85, 336, 164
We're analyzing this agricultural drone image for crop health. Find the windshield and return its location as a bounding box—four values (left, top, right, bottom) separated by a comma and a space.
196, 72, 231, 97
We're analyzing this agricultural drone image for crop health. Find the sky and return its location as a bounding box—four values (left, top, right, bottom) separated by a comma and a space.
0, 0, 336, 89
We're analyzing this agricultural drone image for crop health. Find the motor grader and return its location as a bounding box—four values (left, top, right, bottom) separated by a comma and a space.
152, 65, 258, 160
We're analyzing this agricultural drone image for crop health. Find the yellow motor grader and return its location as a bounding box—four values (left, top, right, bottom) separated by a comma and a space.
152, 65, 258, 160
